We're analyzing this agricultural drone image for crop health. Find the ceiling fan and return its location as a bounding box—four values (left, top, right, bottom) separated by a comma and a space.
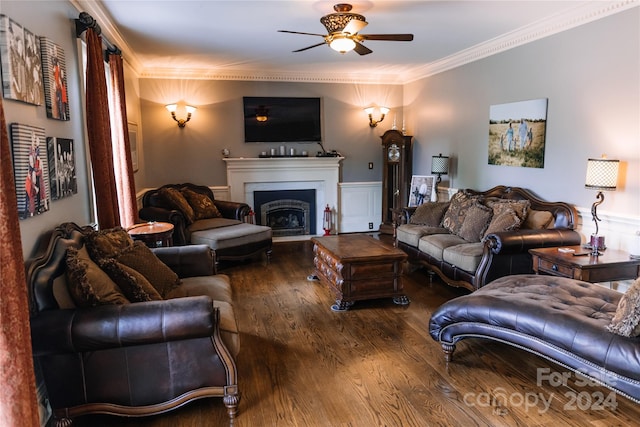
278, 3, 414, 55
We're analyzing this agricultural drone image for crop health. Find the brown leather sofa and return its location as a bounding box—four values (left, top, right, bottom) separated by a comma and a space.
139, 183, 272, 263
430, 274, 640, 403
26, 223, 240, 426
395, 186, 581, 291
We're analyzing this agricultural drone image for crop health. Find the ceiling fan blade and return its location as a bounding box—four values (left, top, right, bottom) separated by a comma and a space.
292, 41, 328, 53
353, 42, 372, 56
342, 19, 367, 35
360, 34, 414, 41
278, 30, 326, 37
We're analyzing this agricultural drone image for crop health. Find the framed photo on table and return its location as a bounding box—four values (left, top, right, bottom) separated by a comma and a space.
408, 175, 435, 207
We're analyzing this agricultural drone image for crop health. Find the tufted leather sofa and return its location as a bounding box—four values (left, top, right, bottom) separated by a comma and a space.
26, 223, 240, 426
429, 274, 640, 403
396, 186, 581, 291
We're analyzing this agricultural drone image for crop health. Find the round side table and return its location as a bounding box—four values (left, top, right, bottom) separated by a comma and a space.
127, 222, 174, 247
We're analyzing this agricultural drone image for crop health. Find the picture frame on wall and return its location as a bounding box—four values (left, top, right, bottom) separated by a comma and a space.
47, 137, 77, 200
40, 37, 70, 120
0, 15, 43, 105
10, 123, 50, 219
128, 122, 139, 172
408, 175, 436, 207
488, 98, 548, 168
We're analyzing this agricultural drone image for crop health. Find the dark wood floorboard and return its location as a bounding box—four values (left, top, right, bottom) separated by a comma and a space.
74, 235, 639, 426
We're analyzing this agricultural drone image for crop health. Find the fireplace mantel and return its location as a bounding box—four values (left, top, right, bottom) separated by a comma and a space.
223, 157, 344, 236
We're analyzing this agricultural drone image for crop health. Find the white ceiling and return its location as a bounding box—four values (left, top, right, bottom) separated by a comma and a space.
74, 1, 635, 84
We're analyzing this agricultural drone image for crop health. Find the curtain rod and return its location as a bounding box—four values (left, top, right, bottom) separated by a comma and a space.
75, 11, 121, 56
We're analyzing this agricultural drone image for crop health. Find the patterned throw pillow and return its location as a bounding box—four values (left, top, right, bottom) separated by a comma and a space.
607, 277, 640, 337
159, 187, 195, 224
65, 246, 130, 307
99, 258, 163, 302
483, 206, 522, 238
84, 226, 135, 261
115, 241, 182, 298
441, 192, 482, 235
409, 202, 450, 227
181, 187, 222, 220
485, 198, 531, 222
457, 202, 493, 242
523, 209, 554, 229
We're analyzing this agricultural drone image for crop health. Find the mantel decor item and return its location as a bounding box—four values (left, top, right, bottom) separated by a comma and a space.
584, 155, 619, 256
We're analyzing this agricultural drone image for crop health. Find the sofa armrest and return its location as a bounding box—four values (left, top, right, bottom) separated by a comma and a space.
400, 207, 417, 225
485, 229, 582, 255
214, 200, 251, 221
31, 296, 216, 356
152, 244, 216, 277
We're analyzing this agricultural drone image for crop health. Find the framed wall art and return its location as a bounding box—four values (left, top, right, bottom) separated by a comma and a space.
408, 175, 436, 207
40, 37, 69, 120
0, 15, 43, 105
488, 98, 548, 168
11, 123, 50, 219
128, 122, 139, 172
47, 137, 77, 200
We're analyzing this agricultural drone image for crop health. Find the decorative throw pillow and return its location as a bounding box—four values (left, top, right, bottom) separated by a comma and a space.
115, 241, 182, 298
483, 206, 522, 238
485, 199, 531, 222
441, 192, 482, 235
607, 277, 640, 337
523, 209, 554, 229
85, 226, 134, 260
457, 202, 493, 242
65, 246, 130, 307
409, 202, 450, 227
99, 258, 163, 302
159, 187, 195, 224
181, 187, 222, 220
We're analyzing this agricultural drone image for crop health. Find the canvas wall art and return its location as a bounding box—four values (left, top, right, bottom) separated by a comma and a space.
40, 37, 69, 120
488, 98, 548, 168
0, 15, 43, 105
408, 175, 436, 207
11, 123, 50, 219
47, 137, 77, 200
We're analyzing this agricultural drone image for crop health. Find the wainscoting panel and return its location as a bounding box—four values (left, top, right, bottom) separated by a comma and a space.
338, 182, 382, 233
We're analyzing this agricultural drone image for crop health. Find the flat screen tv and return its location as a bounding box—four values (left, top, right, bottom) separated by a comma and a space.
243, 97, 322, 143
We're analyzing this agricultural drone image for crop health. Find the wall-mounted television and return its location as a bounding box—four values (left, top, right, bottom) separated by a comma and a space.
243, 96, 322, 143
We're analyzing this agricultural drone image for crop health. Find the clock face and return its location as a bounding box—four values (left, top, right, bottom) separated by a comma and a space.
388, 143, 400, 163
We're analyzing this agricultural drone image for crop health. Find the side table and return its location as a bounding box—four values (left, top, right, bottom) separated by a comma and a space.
127, 222, 174, 248
529, 246, 640, 284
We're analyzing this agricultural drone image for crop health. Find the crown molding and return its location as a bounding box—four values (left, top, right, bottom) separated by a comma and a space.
71, 0, 638, 84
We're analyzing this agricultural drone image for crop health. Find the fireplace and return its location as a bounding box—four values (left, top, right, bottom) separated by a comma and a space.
254, 190, 316, 237
223, 157, 343, 240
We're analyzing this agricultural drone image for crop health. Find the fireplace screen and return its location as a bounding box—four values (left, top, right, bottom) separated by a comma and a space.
254, 190, 316, 237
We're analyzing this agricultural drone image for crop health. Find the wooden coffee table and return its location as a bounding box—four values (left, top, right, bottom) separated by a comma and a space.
310, 234, 409, 311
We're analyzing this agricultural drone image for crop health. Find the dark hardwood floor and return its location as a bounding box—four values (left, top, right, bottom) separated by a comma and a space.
75, 235, 639, 426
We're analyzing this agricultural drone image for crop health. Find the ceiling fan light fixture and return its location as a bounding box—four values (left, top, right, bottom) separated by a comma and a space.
329, 35, 356, 53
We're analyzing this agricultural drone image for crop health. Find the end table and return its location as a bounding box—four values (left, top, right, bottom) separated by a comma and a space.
127, 222, 174, 247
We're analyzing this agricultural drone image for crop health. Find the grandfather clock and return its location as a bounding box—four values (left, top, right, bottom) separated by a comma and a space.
380, 129, 412, 234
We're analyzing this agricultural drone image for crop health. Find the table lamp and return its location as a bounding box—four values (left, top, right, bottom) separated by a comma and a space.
584, 156, 619, 255
431, 154, 449, 202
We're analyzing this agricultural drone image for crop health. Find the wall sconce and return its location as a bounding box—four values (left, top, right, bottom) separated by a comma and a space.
364, 106, 390, 127
431, 153, 449, 202
585, 155, 619, 255
255, 105, 269, 122
165, 103, 196, 128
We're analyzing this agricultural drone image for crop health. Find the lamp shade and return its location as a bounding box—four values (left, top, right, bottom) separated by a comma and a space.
431, 154, 449, 175
585, 158, 619, 190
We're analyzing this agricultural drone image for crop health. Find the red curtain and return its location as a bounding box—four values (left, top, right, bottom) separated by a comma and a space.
0, 94, 40, 424
85, 28, 120, 229
108, 53, 138, 228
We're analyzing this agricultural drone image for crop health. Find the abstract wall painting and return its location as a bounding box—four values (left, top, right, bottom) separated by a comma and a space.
11, 123, 50, 219
488, 98, 548, 168
47, 137, 77, 200
40, 37, 69, 120
0, 15, 43, 105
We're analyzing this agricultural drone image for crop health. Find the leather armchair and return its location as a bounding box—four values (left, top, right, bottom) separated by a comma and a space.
26, 223, 239, 426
